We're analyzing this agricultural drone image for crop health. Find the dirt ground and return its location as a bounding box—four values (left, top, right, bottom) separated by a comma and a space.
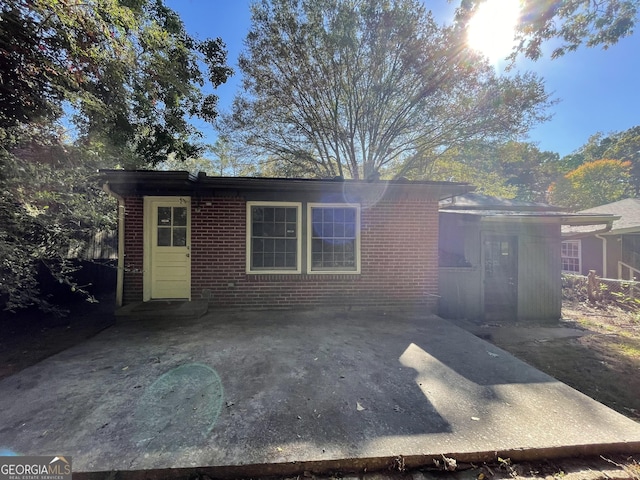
0, 292, 115, 380
487, 300, 640, 423
1, 298, 639, 479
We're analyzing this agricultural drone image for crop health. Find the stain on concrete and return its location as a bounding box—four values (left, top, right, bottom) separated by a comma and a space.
133, 363, 223, 450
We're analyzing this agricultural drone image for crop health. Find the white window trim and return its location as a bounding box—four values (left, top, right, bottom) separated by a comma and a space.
246, 201, 302, 274
307, 203, 361, 275
561, 239, 582, 274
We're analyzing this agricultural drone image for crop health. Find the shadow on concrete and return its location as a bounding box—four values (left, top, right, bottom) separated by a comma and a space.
1, 307, 640, 474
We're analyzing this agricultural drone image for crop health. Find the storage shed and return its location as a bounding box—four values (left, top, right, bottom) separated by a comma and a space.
438, 193, 616, 321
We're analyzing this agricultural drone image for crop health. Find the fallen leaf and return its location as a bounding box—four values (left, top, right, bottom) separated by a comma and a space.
471, 416, 480, 421
356, 402, 365, 411
487, 351, 499, 358
122, 366, 129, 370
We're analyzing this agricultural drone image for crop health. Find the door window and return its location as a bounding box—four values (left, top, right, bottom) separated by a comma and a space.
157, 206, 188, 246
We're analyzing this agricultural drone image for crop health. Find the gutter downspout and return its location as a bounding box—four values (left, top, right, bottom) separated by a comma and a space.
595, 234, 608, 278
103, 182, 125, 307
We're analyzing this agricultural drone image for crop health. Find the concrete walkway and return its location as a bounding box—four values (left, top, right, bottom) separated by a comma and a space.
0, 307, 639, 477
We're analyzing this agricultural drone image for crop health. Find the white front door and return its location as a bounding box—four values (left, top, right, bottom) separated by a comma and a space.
144, 197, 191, 300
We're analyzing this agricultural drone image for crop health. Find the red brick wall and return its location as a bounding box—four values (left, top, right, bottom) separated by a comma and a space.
122, 194, 439, 310
122, 197, 144, 304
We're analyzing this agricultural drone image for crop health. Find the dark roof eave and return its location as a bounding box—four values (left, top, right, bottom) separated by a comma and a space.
99, 170, 473, 200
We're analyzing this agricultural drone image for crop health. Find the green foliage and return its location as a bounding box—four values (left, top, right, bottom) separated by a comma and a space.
0, 144, 117, 312
0, 0, 231, 312
548, 159, 633, 210
456, 0, 639, 61
1, 0, 232, 166
229, 0, 552, 179
424, 140, 560, 202
561, 126, 640, 194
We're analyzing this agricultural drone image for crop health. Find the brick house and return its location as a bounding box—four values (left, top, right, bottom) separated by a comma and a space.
101, 170, 471, 310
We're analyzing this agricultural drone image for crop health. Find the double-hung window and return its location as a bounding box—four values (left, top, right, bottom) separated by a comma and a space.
247, 202, 301, 273
561, 240, 581, 274
246, 202, 360, 274
308, 203, 360, 273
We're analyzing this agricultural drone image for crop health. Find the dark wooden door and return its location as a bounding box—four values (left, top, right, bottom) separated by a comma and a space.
484, 236, 517, 320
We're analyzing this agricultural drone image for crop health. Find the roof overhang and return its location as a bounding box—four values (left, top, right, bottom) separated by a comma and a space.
440, 209, 620, 231
99, 170, 473, 201
560, 214, 621, 238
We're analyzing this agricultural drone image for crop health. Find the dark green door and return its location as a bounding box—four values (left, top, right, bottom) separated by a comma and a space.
484, 236, 517, 320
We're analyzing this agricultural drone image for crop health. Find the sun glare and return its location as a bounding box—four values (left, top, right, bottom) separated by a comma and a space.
467, 0, 520, 63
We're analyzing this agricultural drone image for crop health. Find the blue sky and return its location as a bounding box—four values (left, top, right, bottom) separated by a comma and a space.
166, 0, 640, 158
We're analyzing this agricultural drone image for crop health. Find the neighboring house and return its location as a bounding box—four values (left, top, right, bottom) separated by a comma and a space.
438, 193, 616, 321
100, 170, 471, 310
562, 198, 639, 279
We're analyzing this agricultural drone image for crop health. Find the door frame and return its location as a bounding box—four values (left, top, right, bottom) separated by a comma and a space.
143, 196, 192, 301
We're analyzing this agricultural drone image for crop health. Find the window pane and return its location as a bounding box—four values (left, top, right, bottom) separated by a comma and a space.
323, 209, 334, 221
275, 253, 285, 267
158, 207, 171, 226
264, 207, 274, 221
253, 238, 264, 253
157, 227, 171, 246
262, 222, 274, 237
173, 207, 187, 226
345, 209, 355, 222
252, 253, 263, 268
286, 223, 296, 237
286, 208, 297, 222
173, 228, 187, 246
274, 222, 285, 237
345, 223, 355, 238
264, 238, 275, 254
285, 239, 296, 253
275, 208, 286, 222
252, 207, 264, 221
324, 223, 334, 237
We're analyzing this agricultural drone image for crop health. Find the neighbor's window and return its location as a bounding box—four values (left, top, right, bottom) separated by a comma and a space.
561, 240, 581, 274
308, 204, 360, 273
247, 202, 301, 273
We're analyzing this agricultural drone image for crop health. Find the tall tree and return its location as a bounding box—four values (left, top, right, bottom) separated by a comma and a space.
548, 159, 633, 210
1, 0, 232, 165
561, 126, 640, 193
456, 0, 639, 61
228, 0, 552, 179
425, 140, 560, 202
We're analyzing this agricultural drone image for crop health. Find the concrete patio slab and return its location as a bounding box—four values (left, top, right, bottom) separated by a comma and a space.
0, 307, 639, 477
